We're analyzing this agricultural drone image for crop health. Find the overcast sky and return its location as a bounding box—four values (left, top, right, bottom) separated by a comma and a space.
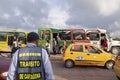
0, 0, 120, 37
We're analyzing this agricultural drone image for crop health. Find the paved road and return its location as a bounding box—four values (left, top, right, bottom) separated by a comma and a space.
50, 54, 118, 80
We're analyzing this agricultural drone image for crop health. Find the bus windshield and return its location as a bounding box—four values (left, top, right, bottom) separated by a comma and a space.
87, 32, 100, 40
0, 32, 7, 41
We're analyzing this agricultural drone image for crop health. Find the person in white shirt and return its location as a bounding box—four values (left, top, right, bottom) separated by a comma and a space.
46, 40, 50, 56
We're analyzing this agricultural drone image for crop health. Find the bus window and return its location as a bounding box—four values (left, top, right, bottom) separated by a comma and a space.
59, 30, 71, 40
0, 32, 7, 41
19, 32, 26, 37
87, 33, 100, 40
8, 35, 14, 46
58, 31, 65, 40
73, 31, 85, 40
101, 34, 106, 39
64, 31, 71, 40
39, 31, 44, 40
18, 32, 26, 44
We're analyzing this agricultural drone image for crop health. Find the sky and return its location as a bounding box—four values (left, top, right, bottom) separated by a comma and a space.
0, 0, 120, 37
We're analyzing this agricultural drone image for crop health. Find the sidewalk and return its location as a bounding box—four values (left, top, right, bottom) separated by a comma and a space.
50, 54, 63, 60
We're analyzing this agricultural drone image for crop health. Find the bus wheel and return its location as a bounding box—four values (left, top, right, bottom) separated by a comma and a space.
59, 47, 65, 54
111, 47, 119, 55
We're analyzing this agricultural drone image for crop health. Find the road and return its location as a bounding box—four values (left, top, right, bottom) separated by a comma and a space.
50, 54, 118, 80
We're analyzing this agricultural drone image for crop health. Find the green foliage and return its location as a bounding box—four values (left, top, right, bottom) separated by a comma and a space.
113, 38, 120, 41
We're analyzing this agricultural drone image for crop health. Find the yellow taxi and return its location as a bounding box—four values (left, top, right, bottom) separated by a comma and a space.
114, 55, 120, 80
63, 43, 115, 69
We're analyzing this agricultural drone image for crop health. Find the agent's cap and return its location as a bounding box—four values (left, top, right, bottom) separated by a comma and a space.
27, 32, 39, 42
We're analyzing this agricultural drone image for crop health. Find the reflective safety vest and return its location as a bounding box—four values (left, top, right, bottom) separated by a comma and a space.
17, 46, 45, 80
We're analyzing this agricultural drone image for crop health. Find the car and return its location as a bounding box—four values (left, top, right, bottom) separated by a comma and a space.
62, 43, 115, 69
0, 56, 11, 80
113, 55, 120, 80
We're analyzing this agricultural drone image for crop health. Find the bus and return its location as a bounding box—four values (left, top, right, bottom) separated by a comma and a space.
38, 28, 89, 54
0, 30, 28, 54
86, 28, 120, 55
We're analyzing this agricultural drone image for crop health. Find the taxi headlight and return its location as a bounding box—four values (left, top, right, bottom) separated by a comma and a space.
1, 72, 8, 77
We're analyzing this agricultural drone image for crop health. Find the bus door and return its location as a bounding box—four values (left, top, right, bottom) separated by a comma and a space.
0, 32, 12, 53
101, 32, 113, 51
57, 30, 72, 54
18, 32, 27, 47
39, 30, 51, 48
86, 30, 101, 48
58, 29, 72, 44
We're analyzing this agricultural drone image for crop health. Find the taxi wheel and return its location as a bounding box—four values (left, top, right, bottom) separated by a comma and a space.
105, 61, 114, 70
64, 60, 74, 68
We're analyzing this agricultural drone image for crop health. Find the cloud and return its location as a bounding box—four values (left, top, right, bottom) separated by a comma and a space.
97, 0, 120, 16
108, 20, 120, 37
48, 7, 69, 26
0, 0, 50, 31
42, 0, 70, 28
0, 0, 120, 37
61, 0, 120, 37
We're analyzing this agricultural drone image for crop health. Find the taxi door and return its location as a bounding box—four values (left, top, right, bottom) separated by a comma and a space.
84, 45, 105, 66
70, 45, 87, 65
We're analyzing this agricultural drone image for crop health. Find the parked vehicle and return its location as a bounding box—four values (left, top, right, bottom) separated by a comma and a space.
86, 28, 120, 55
38, 28, 89, 54
0, 30, 28, 54
0, 57, 11, 80
114, 55, 120, 80
63, 43, 115, 69
38, 28, 120, 55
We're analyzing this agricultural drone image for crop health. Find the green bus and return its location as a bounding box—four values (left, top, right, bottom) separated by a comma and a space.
38, 28, 89, 54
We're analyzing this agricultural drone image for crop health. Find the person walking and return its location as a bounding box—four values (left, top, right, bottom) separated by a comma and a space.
52, 38, 57, 55
7, 32, 55, 80
102, 38, 108, 51
45, 40, 50, 57
63, 39, 67, 52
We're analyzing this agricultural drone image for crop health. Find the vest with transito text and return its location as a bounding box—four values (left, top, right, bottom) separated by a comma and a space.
17, 46, 45, 80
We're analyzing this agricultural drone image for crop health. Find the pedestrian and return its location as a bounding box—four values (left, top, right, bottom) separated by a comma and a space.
7, 32, 55, 80
102, 38, 108, 51
11, 38, 19, 57
53, 38, 57, 55
63, 39, 67, 51
45, 40, 50, 57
